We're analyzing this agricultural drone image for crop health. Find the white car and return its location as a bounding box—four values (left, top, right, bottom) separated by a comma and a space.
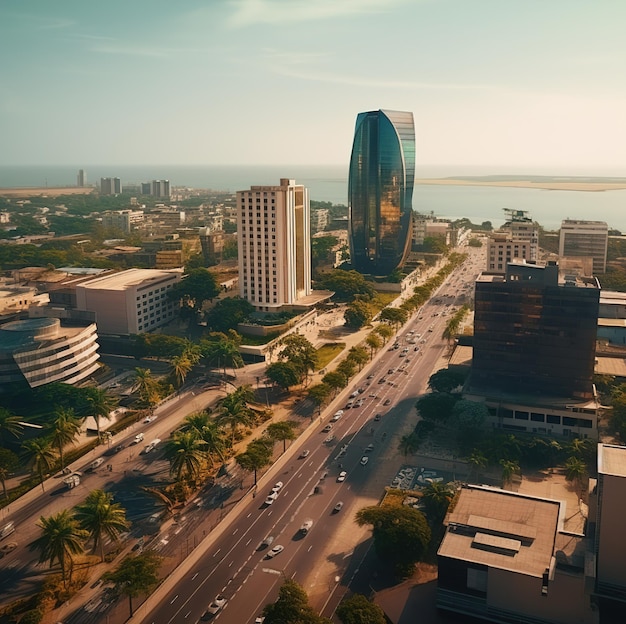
264, 492, 278, 505
143, 414, 157, 424
337, 471, 347, 483
331, 411, 343, 422
266, 544, 284, 558
206, 595, 227, 615
143, 439, 161, 454
360, 456, 369, 466
333, 501, 344, 513
299, 449, 310, 459
271, 481, 284, 493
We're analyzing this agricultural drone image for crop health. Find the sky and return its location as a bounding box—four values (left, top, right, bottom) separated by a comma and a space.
2, 0, 626, 171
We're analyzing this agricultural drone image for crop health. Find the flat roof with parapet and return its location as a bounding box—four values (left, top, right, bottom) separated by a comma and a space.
598, 443, 626, 477
77, 268, 181, 291
438, 485, 562, 578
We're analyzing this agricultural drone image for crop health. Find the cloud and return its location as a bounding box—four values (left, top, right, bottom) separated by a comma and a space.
263, 52, 498, 92
226, 0, 408, 27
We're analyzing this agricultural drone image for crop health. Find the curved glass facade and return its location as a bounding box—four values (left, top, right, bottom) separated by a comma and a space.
348, 109, 415, 274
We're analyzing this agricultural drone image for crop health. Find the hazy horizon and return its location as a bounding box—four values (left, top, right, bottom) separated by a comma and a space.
2, 1, 626, 170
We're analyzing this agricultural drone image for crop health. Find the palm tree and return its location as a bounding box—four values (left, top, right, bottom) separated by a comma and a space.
75, 489, 130, 562
22, 438, 57, 491
500, 459, 520, 488
421, 481, 454, 524
49, 407, 82, 470
218, 401, 253, 445
0, 448, 18, 499
0, 407, 24, 446
163, 431, 205, 483
467, 449, 488, 483
170, 354, 193, 390
180, 412, 228, 466
134, 367, 157, 403
564, 456, 588, 497
32, 510, 87, 588
83, 388, 117, 440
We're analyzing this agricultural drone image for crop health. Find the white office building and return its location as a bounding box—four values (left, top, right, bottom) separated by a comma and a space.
237, 179, 311, 311
75, 269, 181, 335
559, 219, 608, 274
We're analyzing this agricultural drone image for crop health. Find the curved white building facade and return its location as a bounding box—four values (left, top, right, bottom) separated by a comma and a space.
0, 318, 100, 389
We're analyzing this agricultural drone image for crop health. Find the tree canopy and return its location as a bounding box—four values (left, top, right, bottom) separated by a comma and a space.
262, 579, 331, 624
356, 505, 431, 578
336, 594, 386, 624
205, 296, 254, 332
316, 269, 376, 301
167, 268, 220, 314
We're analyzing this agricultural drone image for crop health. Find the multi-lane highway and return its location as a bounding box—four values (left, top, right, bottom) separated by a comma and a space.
140, 249, 483, 624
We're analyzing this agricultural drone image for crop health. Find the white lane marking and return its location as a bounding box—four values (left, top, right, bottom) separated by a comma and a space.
170, 595, 178, 604
232, 528, 238, 535
213, 548, 221, 557
191, 572, 199, 580
184, 611, 191, 618
246, 538, 251, 546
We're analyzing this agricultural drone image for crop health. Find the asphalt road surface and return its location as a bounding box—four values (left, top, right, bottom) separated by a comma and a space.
141, 250, 483, 624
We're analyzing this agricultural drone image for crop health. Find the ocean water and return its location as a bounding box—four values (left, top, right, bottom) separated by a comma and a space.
1, 164, 625, 232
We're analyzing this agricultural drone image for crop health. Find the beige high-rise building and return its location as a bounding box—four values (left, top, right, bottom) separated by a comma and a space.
237, 178, 311, 311
559, 219, 608, 274
487, 221, 538, 273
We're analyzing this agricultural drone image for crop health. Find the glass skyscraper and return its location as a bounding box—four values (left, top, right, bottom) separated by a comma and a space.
348, 109, 415, 274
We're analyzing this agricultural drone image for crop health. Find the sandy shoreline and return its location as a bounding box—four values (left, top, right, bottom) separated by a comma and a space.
416, 178, 626, 192
0, 187, 95, 198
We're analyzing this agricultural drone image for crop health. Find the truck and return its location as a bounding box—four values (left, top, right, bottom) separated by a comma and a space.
63, 474, 81, 489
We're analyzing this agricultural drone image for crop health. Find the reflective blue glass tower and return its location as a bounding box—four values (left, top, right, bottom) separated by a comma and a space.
348, 109, 415, 274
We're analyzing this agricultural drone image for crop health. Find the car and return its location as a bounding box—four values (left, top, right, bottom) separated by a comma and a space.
365, 444, 374, 453
360, 456, 369, 466
383, 399, 391, 406
271, 481, 284, 493
143, 414, 157, 424
299, 449, 310, 459
322, 424, 333, 432
143, 439, 161, 454
378, 377, 387, 384
399, 352, 406, 358
420, 339, 427, 343
374, 414, 381, 422
325, 434, 336, 443
369, 393, 378, 398
258, 536, 274, 549
266, 545, 284, 558
427, 328, 433, 333
350, 390, 359, 398
264, 494, 277, 506
331, 411, 343, 422
206, 595, 227, 616
414, 346, 420, 351
337, 471, 347, 483
255, 618, 266, 624
345, 401, 353, 409
387, 368, 395, 375
299, 519, 313, 535
0, 541, 17, 557
333, 501, 344, 513
133, 432, 144, 444
87, 457, 104, 471
366, 374, 374, 379
355, 399, 364, 407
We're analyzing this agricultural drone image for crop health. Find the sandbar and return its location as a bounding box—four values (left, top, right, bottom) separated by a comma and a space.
416, 178, 626, 192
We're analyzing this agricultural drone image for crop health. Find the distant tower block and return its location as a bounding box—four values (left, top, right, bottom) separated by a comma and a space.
77, 169, 86, 187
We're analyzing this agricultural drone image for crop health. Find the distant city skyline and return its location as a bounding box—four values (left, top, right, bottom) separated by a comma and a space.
2, 1, 626, 169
